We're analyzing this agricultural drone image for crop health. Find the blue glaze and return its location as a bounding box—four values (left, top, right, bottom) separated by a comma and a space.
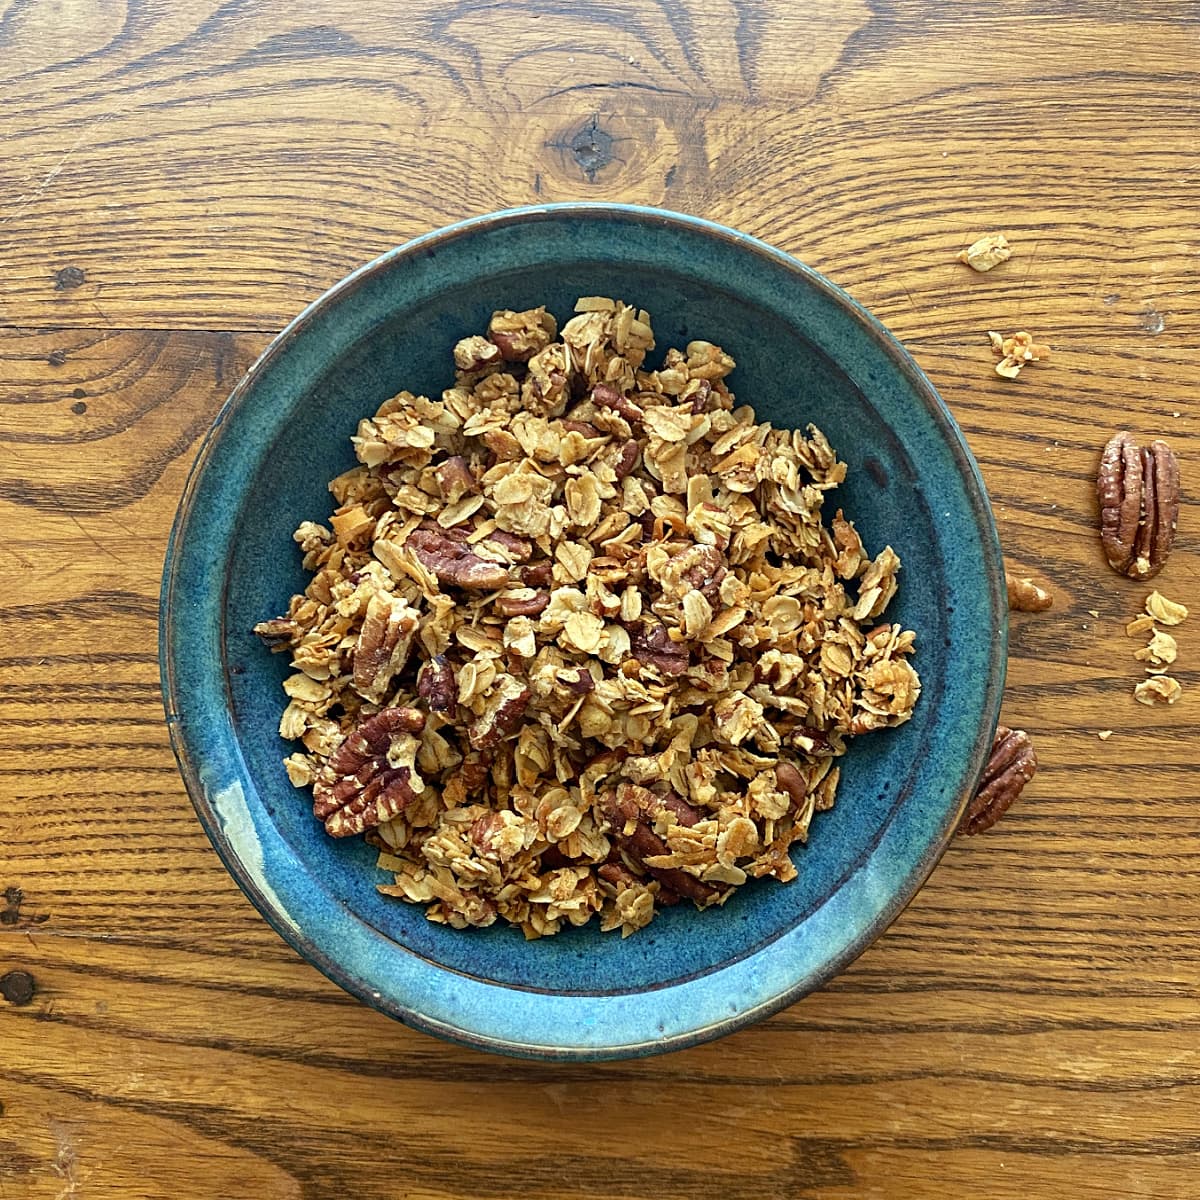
160, 204, 1006, 1059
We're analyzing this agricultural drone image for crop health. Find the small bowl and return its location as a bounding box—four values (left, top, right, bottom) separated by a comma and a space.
160, 204, 1006, 1060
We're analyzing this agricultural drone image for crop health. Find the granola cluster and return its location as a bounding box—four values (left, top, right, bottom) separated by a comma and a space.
255, 299, 921, 937
989, 329, 1050, 380
958, 233, 1013, 273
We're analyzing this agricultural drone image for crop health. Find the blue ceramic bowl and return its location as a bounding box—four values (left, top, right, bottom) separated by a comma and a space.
160, 204, 1006, 1060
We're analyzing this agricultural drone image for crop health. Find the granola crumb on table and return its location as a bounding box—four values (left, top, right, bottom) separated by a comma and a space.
254, 299, 922, 938
958, 233, 1013, 273
988, 330, 1050, 380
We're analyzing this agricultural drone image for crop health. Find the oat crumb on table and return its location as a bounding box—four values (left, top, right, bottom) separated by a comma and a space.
1134, 676, 1182, 706
958, 233, 1013, 272
1146, 590, 1188, 626
254, 298, 921, 938
989, 330, 1050, 380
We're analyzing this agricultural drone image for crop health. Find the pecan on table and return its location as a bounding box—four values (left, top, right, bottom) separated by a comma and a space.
314, 706, 426, 837
958, 725, 1038, 836
1097, 432, 1180, 580
1005, 571, 1053, 612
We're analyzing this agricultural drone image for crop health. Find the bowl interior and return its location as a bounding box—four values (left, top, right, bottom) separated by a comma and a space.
164, 206, 1005, 1053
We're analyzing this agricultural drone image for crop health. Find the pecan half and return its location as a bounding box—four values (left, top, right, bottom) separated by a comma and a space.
958, 725, 1037, 836
416, 655, 457, 718
613, 439, 641, 479
495, 590, 550, 617
561, 666, 596, 694
620, 782, 703, 828
483, 530, 533, 562
468, 676, 531, 752
454, 752, 493, 795
407, 527, 511, 590
316, 762, 419, 838
1005, 572, 1053, 613
315, 707, 426, 837
352, 592, 419, 702
630, 620, 690, 677
593, 382, 644, 424
561, 419, 602, 438
488, 307, 556, 362
601, 789, 716, 904
328, 706, 426, 775
469, 811, 518, 860
681, 545, 727, 603
253, 616, 299, 651
434, 456, 477, 503
1097, 433, 1180, 580
597, 860, 641, 889
598, 855, 682, 904
657, 790, 702, 827
683, 378, 714, 413
774, 761, 808, 809
517, 559, 554, 587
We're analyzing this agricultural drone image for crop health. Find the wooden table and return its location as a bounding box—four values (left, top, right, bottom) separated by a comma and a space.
2, 3, 1197, 1196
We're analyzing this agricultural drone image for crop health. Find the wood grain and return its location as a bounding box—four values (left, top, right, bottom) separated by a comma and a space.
2, 1, 1198, 1197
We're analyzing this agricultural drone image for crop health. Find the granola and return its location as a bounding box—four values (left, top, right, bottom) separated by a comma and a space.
958, 234, 1013, 273
1134, 676, 1181, 706
989, 330, 1050, 380
255, 299, 922, 938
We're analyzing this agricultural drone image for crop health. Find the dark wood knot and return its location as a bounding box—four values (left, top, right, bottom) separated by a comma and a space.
0, 970, 36, 1006
54, 265, 86, 290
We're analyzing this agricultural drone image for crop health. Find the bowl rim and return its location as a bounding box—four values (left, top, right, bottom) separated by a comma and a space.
160, 202, 1007, 1059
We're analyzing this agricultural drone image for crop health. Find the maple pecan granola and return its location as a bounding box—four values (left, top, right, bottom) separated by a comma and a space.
255, 299, 922, 938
